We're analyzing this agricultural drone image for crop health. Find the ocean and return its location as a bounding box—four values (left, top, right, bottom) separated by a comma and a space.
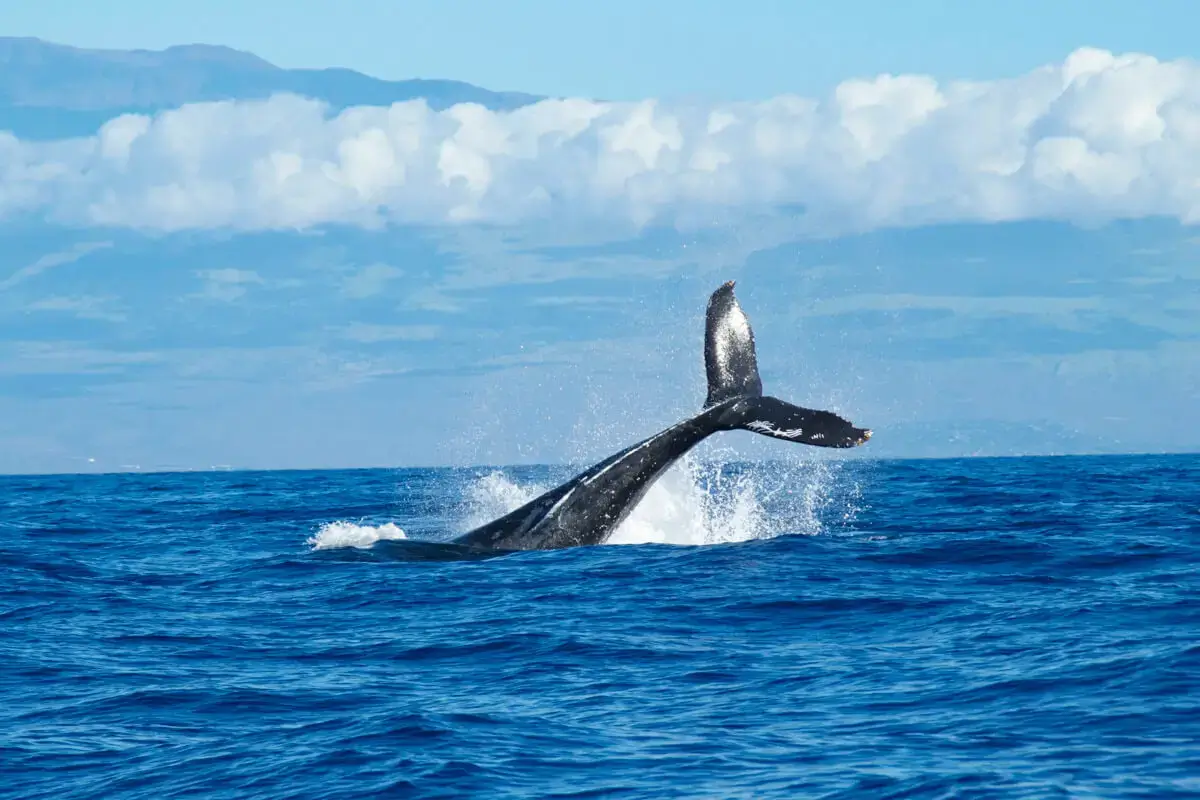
2, 453, 1197, 799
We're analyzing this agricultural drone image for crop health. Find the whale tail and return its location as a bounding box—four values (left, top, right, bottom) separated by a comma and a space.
703, 281, 871, 449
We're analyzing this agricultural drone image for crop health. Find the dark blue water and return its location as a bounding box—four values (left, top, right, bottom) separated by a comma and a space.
3, 454, 1198, 799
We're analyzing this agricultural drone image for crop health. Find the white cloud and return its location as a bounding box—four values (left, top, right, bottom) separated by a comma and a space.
341, 263, 404, 299
5, 48, 1200, 233
0, 241, 113, 291
339, 323, 439, 343
193, 268, 264, 301
26, 294, 127, 322
2, 341, 162, 374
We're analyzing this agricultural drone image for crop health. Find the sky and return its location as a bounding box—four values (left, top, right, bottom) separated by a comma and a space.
2, 7, 1200, 473
6, 0, 1200, 99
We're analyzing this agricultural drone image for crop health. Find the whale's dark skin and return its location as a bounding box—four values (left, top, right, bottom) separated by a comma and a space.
453, 282, 871, 552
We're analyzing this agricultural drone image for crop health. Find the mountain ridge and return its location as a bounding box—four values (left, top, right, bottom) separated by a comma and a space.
0, 36, 542, 138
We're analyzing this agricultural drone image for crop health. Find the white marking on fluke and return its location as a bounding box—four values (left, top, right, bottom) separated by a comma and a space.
745, 420, 805, 439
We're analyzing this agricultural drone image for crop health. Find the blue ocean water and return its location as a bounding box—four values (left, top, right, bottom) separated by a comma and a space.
2, 453, 1198, 799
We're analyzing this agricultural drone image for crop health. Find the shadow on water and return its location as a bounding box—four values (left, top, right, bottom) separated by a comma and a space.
307, 530, 836, 566
311, 538, 513, 563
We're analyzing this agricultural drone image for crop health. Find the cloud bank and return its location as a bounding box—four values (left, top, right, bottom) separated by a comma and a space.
4, 48, 1200, 233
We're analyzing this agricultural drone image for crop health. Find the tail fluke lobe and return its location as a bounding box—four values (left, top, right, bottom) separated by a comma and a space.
720, 395, 872, 449
702, 280, 872, 448
704, 281, 763, 408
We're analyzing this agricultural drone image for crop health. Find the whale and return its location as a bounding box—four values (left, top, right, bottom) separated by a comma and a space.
453, 281, 871, 551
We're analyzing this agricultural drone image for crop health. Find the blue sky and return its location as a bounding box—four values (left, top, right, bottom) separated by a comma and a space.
2, 10, 1200, 473
7, 0, 1200, 99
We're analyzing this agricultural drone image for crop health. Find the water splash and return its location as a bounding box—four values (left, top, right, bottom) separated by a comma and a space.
606, 457, 767, 546
455, 470, 548, 533
309, 453, 864, 551
451, 453, 863, 547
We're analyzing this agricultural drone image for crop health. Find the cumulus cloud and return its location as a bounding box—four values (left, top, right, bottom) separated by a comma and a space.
4, 48, 1200, 232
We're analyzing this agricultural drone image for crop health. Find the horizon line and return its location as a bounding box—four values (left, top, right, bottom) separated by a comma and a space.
3, 448, 1197, 480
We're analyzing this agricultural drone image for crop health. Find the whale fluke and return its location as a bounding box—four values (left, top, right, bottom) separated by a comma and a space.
703, 280, 869, 448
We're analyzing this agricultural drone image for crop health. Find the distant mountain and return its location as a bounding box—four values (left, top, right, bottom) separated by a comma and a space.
0, 37, 542, 139
867, 420, 1121, 460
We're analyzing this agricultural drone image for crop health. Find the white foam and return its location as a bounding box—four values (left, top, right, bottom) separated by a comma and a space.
307, 520, 407, 550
